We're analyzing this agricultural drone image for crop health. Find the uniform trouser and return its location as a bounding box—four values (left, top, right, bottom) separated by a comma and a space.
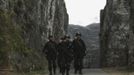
65, 62, 71, 75
58, 57, 62, 73
74, 57, 83, 74
60, 61, 71, 75
47, 59, 56, 75
58, 57, 72, 75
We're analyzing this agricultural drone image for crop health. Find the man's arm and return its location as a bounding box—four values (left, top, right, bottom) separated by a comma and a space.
81, 40, 86, 56
81, 40, 86, 51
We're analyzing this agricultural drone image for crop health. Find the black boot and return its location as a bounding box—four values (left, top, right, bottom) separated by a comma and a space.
53, 68, 56, 75
49, 68, 52, 75
66, 69, 69, 75
59, 68, 62, 73
62, 72, 65, 75
49, 71, 52, 75
74, 69, 77, 74
66, 71, 69, 75
79, 69, 82, 75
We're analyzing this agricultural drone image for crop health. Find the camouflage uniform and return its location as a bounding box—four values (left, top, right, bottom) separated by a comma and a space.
65, 39, 73, 75
43, 40, 57, 75
72, 33, 86, 74
57, 37, 73, 75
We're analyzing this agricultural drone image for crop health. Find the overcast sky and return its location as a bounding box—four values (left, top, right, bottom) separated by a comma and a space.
64, 0, 106, 26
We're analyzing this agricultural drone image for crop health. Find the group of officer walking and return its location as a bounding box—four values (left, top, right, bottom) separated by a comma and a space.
43, 32, 86, 75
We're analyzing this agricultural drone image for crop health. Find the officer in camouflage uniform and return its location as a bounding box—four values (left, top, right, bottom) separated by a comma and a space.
72, 32, 86, 74
64, 35, 73, 75
57, 35, 73, 75
57, 37, 66, 75
57, 37, 64, 74
43, 35, 57, 75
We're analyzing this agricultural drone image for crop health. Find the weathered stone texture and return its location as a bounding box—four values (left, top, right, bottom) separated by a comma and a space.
100, 0, 134, 68
0, 0, 68, 72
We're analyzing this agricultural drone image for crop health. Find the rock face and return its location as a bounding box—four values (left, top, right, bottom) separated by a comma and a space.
68, 23, 100, 68
100, 0, 134, 68
0, 0, 68, 72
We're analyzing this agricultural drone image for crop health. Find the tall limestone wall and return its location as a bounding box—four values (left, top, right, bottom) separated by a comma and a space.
0, 0, 68, 72
100, 0, 134, 69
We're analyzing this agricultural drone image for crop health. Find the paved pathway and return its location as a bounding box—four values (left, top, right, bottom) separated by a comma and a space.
58, 69, 110, 75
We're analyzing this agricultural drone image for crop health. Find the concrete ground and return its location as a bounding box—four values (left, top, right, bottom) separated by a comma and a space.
68, 69, 109, 75
57, 69, 133, 75
6, 68, 134, 75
